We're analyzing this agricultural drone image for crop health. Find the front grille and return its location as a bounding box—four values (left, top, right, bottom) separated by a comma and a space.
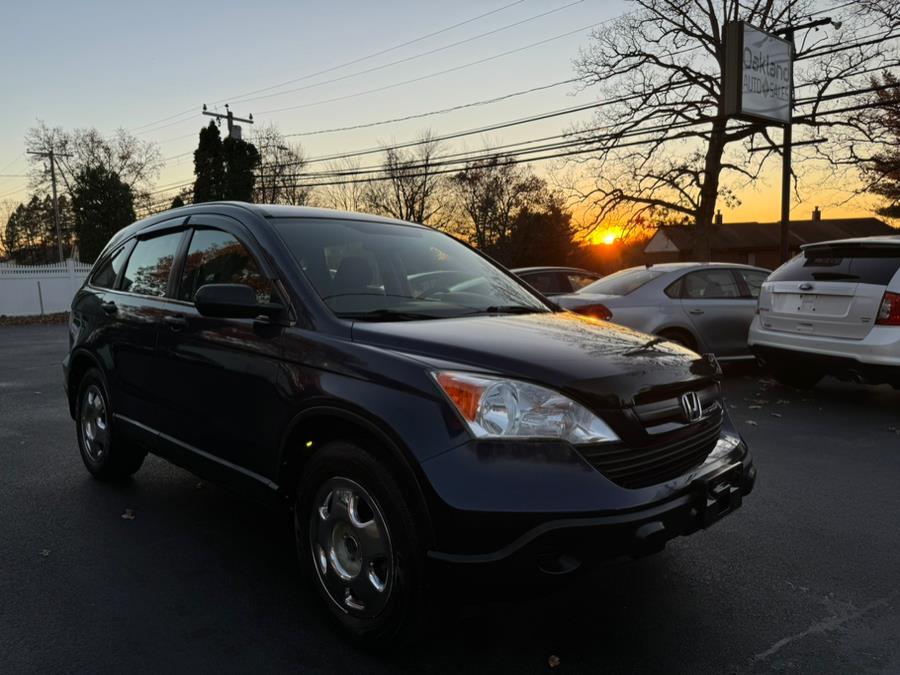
579, 416, 722, 489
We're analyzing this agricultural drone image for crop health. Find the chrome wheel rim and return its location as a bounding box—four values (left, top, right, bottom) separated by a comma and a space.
80, 384, 109, 463
309, 477, 393, 618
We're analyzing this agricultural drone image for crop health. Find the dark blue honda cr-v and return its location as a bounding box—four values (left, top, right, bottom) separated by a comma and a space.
64, 202, 756, 646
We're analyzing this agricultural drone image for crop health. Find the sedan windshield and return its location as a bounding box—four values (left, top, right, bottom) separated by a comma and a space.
579, 267, 666, 296
271, 218, 550, 320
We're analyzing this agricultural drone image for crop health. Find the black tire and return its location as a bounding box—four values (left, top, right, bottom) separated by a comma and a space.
771, 367, 823, 390
75, 368, 146, 480
658, 328, 698, 352
294, 441, 426, 649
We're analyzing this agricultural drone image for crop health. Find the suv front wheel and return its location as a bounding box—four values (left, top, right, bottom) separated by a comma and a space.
294, 441, 426, 648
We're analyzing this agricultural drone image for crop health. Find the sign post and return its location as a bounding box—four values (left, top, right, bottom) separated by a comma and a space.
724, 21, 794, 262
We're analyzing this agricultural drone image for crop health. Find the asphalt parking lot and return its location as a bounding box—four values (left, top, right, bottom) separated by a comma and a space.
1, 323, 898, 674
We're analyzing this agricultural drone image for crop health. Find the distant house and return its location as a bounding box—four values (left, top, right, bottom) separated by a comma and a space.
643, 208, 897, 270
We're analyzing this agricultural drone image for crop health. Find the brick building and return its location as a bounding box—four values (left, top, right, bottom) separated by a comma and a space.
643, 208, 897, 270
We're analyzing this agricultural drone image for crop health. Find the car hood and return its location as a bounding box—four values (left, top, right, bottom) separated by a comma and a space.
352, 311, 718, 409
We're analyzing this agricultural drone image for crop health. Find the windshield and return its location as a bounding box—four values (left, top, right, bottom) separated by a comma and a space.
579, 267, 666, 296
271, 218, 550, 320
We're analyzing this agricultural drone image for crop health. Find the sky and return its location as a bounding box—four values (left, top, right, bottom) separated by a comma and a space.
0, 0, 880, 237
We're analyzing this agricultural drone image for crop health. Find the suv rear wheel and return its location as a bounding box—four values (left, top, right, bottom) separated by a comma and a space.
294, 441, 426, 648
75, 368, 146, 480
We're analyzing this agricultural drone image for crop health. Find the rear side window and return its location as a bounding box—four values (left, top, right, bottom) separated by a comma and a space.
523, 272, 567, 294
567, 273, 598, 291
120, 231, 184, 297
682, 269, 741, 299
90, 245, 127, 289
737, 269, 769, 298
179, 229, 272, 304
580, 268, 665, 296
769, 246, 900, 285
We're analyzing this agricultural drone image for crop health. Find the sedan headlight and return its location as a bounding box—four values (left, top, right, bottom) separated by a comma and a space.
432, 371, 619, 444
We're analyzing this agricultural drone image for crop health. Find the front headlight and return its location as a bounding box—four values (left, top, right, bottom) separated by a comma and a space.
432, 371, 620, 444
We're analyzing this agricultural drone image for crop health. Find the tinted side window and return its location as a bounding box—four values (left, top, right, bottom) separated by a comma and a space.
664, 277, 683, 298
769, 247, 900, 285
682, 269, 741, 299
523, 272, 566, 294
567, 273, 598, 291
738, 269, 769, 298
121, 231, 184, 297
90, 246, 127, 289
179, 229, 272, 304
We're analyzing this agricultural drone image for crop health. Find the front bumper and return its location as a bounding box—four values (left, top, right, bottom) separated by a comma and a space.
424, 437, 755, 576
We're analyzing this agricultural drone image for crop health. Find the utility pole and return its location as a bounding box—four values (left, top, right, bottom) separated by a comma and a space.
201, 103, 254, 140
27, 147, 72, 263
773, 17, 840, 263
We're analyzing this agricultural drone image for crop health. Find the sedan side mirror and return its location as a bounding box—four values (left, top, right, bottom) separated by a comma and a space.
195, 283, 283, 319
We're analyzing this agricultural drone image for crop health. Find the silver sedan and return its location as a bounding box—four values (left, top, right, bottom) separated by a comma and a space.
554, 262, 770, 359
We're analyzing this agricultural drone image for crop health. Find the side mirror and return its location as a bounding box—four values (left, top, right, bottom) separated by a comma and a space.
194, 283, 282, 319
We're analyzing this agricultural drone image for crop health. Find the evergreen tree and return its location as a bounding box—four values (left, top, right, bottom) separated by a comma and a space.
222, 136, 260, 202
72, 166, 136, 262
193, 121, 225, 203
171, 194, 185, 209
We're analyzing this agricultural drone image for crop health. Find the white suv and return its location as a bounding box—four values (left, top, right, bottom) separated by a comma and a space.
749, 235, 900, 389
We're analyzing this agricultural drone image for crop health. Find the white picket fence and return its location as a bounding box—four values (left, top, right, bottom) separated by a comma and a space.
0, 260, 92, 317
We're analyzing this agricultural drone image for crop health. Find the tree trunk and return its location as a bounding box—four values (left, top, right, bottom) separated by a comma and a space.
694, 117, 728, 262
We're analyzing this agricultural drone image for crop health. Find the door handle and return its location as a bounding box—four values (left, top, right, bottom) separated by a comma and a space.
163, 315, 188, 331
100, 301, 117, 315
689, 309, 704, 315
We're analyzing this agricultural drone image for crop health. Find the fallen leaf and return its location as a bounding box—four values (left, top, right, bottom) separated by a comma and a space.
728, 404, 738, 410
548, 655, 561, 669
40, 549, 50, 557
121, 509, 135, 520
749, 405, 762, 410
745, 420, 758, 427
770, 412, 782, 418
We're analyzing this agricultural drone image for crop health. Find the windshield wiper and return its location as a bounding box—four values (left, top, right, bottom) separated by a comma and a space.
468, 305, 546, 315
336, 308, 441, 322
623, 336, 668, 355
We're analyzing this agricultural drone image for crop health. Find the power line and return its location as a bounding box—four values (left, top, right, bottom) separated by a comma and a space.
212, 0, 530, 105
128, 1, 529, 136
258, 20, 610, 115
282, 78, 580, 137
228, 1, 585, 107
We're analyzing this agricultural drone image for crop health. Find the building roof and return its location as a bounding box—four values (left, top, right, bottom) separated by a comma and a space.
646, 217, 897, 253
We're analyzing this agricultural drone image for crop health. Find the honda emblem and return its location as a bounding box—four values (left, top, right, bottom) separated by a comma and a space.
680, 391, 703, 423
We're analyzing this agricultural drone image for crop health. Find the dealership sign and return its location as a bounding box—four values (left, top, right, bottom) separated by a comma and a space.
724, 22, 793, 124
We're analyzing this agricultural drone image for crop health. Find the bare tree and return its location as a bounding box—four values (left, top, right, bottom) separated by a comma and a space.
251, 123, 311, 205
314, 157, 370, 212
25, 122, 162, 201
448, 154, 547, 250
571, 0, 900, 258
365, 131, 452, 226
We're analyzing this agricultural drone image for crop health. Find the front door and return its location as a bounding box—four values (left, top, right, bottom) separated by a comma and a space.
154, 217, 286, 482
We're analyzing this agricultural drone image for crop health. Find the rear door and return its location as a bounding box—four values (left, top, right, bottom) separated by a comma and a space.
679, 268, 756, 356
107, 228, 187, 432
758, 244, 900, 339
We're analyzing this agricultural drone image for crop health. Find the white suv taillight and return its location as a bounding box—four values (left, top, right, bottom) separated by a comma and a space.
876, 291, 900, 326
